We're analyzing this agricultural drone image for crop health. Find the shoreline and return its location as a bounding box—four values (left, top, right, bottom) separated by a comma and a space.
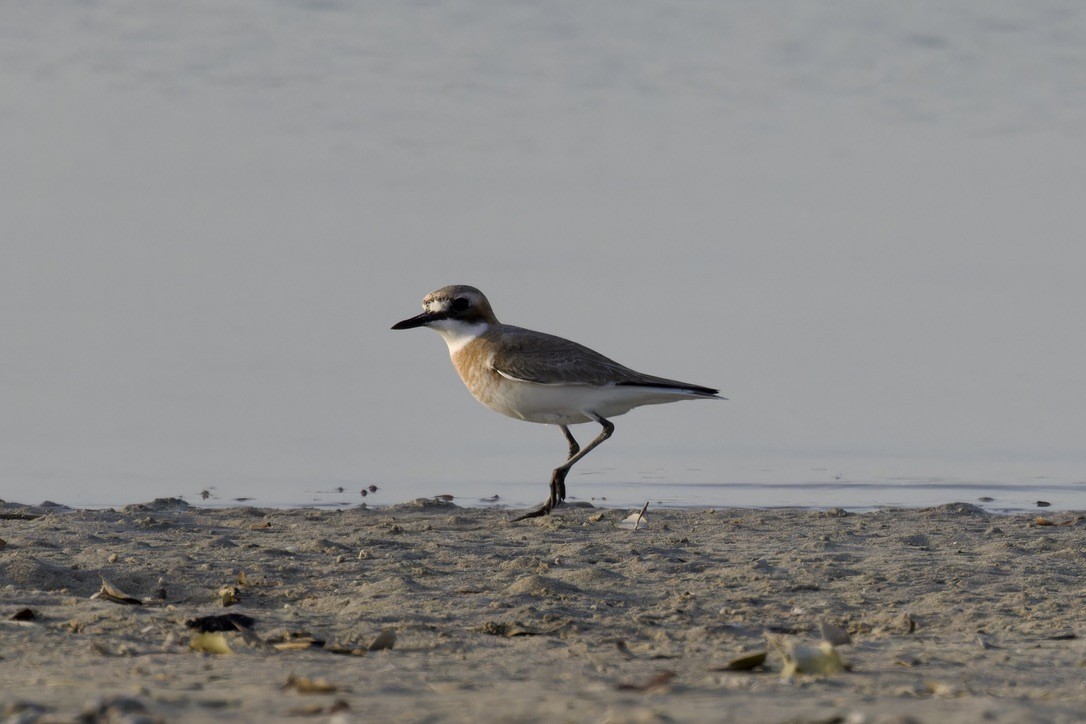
1, 487, 1079, 517
3, 499, 1086, 722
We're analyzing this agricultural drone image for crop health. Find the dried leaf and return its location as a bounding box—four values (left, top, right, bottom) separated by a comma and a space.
478, 621, 567, 638
710, 651, 768, 672
273, 640, 324, 652
322, 642, 367, 656
92, 576, 142, 605
189, 632, 233, 655
1034, 517, 1055, 526
185, 613, 255, 633
237, 571, 251, 586
282, 674, 341, 694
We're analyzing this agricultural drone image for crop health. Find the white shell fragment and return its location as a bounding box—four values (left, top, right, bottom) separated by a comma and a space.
618, 502, 650, 530
770, 636, 847, 678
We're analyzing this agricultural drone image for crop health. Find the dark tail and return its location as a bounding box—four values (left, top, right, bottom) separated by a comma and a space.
617, 380, 723, 398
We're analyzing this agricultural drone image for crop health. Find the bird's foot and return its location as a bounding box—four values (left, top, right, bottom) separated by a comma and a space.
511, 500, 560, 522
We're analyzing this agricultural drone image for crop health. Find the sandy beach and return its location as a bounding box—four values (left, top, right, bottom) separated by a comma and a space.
2, 497, 1085, 723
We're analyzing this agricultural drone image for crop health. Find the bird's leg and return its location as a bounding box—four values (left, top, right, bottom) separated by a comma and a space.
513, 416, 614, 521
556, 425, 580, 503
561, 424, 581, 459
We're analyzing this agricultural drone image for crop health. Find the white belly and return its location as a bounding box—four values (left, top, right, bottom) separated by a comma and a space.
485, 378, 705, 425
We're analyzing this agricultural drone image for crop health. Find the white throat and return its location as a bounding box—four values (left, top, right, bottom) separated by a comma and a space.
430, 318, 488, 355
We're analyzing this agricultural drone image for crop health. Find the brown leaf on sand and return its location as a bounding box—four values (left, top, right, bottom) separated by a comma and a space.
1034, 517, 1055, 526
91, 576, 142, 605
250, 520, 272, 530
282, 674, 342, 694
616, 670, 676, 692
478, 621, 568, 638
709, 651, 768, 672
186, 613, 256, 633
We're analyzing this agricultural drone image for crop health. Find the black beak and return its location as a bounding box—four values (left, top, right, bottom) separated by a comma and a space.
391, 311, 443, 330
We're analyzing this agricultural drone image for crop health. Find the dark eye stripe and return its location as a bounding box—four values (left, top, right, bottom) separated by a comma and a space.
451, 297, 470, 311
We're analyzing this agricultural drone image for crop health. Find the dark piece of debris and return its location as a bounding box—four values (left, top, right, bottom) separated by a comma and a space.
186, 613, 256, 632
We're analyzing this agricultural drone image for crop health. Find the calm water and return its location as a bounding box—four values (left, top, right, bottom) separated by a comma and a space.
144, 478, 1086, 515
2, 1, 1085, 510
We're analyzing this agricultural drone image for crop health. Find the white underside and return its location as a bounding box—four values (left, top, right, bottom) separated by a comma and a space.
486, 376, 713, 425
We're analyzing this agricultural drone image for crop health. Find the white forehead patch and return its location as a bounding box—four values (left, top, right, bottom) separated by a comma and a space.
424, 298, 450, 313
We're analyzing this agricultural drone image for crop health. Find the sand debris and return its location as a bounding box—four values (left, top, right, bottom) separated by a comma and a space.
478, 621, 567, 638
709, 651, 768, 672
4, 503, 1086, 721
186, 613, 256, 633
368, 628, 397, 651
218, 585, 241, 606
288, 700, 350, 716
819, 620, 852, 646
9, 607, 38, 622
617, 502, 650, 530
91, 575, 142, 605
189, 632, 233, 655
282, 673, 343, 694
770, 636, 847, 678
615, 670, 676, 692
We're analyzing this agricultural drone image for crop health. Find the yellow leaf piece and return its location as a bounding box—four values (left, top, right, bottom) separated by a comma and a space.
190, 632, 233, 655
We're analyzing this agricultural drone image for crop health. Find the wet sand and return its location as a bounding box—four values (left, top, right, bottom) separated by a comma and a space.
2, 498, 1085, 723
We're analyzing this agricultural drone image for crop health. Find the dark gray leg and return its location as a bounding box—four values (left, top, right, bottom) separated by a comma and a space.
556, 425, 580, 503
514, 416, 614, 521
561, 424, 580, 458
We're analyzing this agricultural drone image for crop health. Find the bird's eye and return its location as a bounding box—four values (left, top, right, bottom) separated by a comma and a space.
451, 297, 470, 311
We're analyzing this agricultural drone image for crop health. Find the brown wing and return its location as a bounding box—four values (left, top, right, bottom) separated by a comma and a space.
487, 325, 719, 395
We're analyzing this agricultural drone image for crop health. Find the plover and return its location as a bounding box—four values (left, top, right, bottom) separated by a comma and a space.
391, 285, 723, 520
